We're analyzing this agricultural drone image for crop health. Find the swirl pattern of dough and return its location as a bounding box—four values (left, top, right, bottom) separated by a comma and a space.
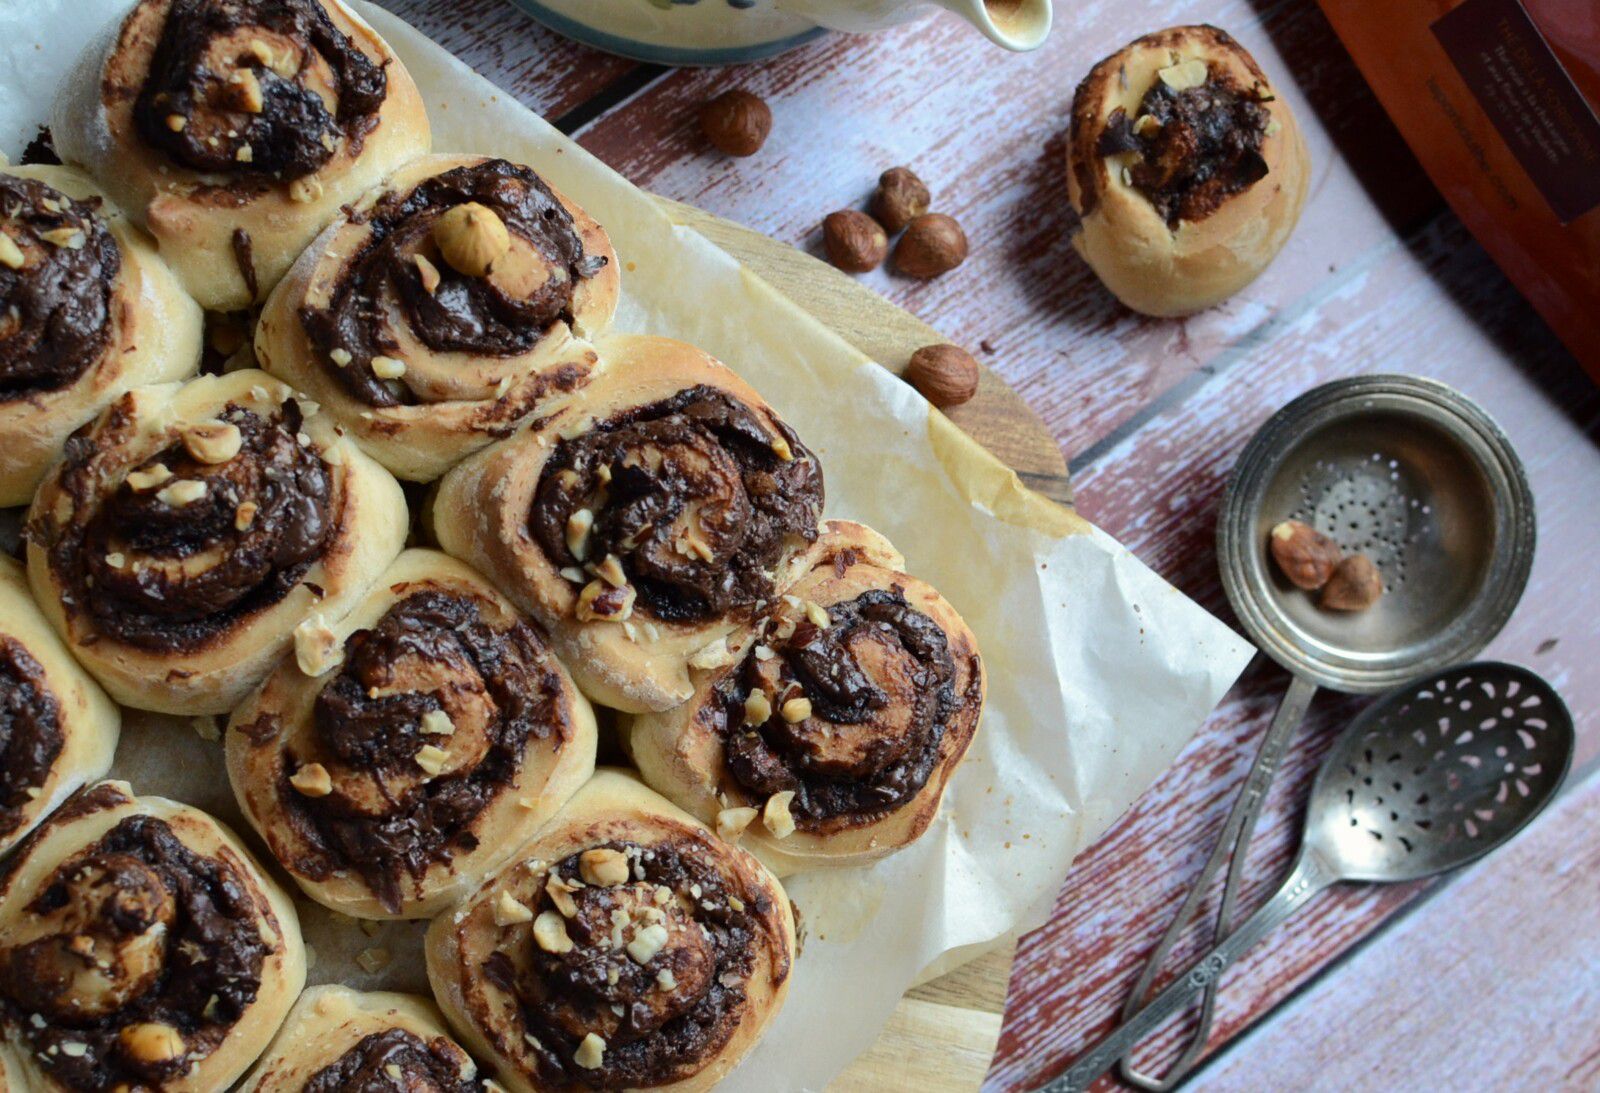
53, 0, 431, 310
433, 335, 824, 714
257, 154, 619, 481
228, 549, 598, 919
0, 782, 304, 1092
25, 369, 407, 715
427, 770, 795, 1093
625, 521, 984, 874
240, 986, 478, 1092
0, 165, 201, 507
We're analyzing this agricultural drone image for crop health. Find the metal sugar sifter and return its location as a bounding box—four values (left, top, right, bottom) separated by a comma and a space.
1104, 375, 1536, 1088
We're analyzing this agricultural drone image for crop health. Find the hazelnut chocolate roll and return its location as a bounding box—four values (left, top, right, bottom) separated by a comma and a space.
53, 0, 431, 311
0, 556, 119, 858
1066, 24, 1309, 316
240, 986, 480, 1091
0, 165, 202, 507
432, 334, 825, 714
426, 769, 795, 1093
227, 549, 598, 919
25, 369, 407, 716
256, 154, 619, 481
624, 521, 984, 875
0, 781, 305, 1092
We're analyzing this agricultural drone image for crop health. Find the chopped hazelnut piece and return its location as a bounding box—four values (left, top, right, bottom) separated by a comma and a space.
532, 910, 574, 952
626, 923, 669, 965
657, 968, 678, 991
493, 890, 533, 926
165, 113, 187, 132
126, 464, 172, 491
1157, 58, 1209, 92
781, 697, 812, 723
156, 479, 207, 507
716, 806, 759, 842
763, 790, 797, 839
182, 421, 243, 465
573, 1033, 606, 1070
414, 744, 449, 778
414, 252, 442, 295
235, 501, 258, 531
579, 848, 631, 887
290, 763, 333, 798
294, 614, 344, 676
744, 690, 772, 725
566, 508, 594, 561
546, 875, 579, 918
421, 709, 455, 735
0, 234, 24, 269
118, 1023, 185, 1064
228, 68, 265, 113
371, 355, 406, 380
328, 347, 352, 367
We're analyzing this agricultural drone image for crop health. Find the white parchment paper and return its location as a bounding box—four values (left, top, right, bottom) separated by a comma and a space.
0, 2, 1254, 1088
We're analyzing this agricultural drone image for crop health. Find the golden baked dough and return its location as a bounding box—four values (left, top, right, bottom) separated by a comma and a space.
0, 164, 201, 507
1066, 24, 1310, 316
256, 153, 619, 481
431, 334, 825, 714
239, 986, 478, 1091
25, 369, 407, 715
53, 0, 431, 311
0, 556, 119, 857
227, 549, 598, 919
426, 769, 795, 1093
0, 782, 304, 1092
624, 521, 985, 875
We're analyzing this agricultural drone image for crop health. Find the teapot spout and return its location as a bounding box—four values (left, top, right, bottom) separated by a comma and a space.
932, 0, 1050, 51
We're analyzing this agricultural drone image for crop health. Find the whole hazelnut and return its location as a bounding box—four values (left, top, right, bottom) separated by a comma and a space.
822, 210, 888, 273
1321, 554, 1383, 612
1268, 520, 1341, 591
700, 90, 772, 157
894, 213, 968, 278
906, 344, 980, 408
433, 202, 510, 278
871, 167, 931, 234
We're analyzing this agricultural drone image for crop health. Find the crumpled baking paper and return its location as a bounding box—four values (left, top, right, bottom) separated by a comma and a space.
0, 3, 1253, 1089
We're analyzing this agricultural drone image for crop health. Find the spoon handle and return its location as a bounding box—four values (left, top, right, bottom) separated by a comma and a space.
1117, 672, 1319, 1089
1033, 852, 1334, 1093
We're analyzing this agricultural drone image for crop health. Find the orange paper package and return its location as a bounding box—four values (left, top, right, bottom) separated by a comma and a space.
1318, 0, 1600, 378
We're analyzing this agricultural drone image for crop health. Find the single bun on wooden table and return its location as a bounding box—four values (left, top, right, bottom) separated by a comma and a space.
52, 0, 431, 311
0, 164, 201, 507
238, 986, 480, 1091
24, 369, 408, 716
226, 548, 598, 920
426, 769, 796, 1093
0, 556, 119, 858
0, 781, 304, 1092
623, 520, 984, 876
431, 334, 826, 715
1066, 24, 1310, 316
256, 154, 620, 482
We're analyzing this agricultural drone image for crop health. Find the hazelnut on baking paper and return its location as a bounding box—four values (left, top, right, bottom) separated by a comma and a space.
700, 90, 772, 157
822, 210, 888, 273
906, 344, 980, 408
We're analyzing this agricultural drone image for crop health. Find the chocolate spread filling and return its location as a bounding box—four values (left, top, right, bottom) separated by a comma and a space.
531, 386, 823, 623
134, 0, 387, 180
493, 840, 771, 1088
0, 639, 64, 839
720, 589, 958, 826
298, 158, 609, 408
0, 175, 121, 400
1097, 64, 1271, 227
279, 590, 569, 914
303, 1028, 477, 1092
0, 810, 271, 1090
47, 399, 333, 651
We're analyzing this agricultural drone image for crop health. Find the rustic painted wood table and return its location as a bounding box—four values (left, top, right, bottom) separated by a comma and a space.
373, 1, 1600, 1088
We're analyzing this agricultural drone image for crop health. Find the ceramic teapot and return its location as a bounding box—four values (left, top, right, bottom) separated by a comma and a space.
505, 0, 1051, 65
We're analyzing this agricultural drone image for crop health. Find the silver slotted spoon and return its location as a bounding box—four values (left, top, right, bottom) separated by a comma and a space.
1037, 660, 1574, 1092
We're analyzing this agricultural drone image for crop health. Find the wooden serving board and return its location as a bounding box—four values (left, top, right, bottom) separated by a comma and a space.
657, 197, 1073, 1090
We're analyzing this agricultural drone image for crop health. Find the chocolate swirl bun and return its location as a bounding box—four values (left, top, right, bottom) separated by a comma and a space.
0, 557, 119, 858
426, 770, 795, 1093
1066, 25, 1309, 316
0, 782, 304, 1092
257, 154, 619, 481
25, 369, 407, 716
625, 521, 984, 874
53, 0, 431, 310
227, 549, 598, 919
433, 335, 825, 714
240, 987, 479, 1092
0, 165, 201, 507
